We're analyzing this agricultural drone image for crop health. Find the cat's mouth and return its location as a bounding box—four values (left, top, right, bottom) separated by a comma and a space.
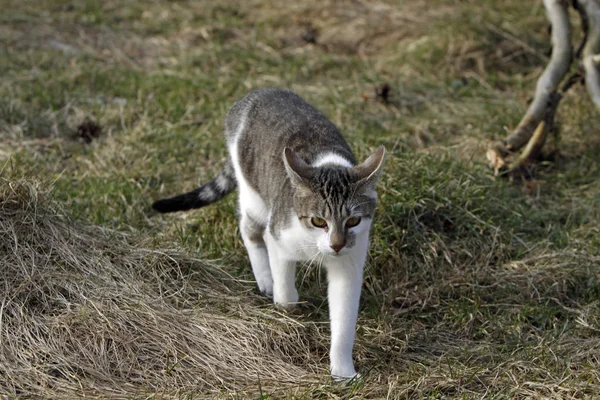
320, 248, 345, 257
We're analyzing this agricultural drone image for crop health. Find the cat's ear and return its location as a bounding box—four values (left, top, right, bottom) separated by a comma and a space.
283, 148, 314, 188
349, 146, 386, 187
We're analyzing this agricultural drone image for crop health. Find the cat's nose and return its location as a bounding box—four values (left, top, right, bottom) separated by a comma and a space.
330, 231, 346, 253
330, 243, 345, 253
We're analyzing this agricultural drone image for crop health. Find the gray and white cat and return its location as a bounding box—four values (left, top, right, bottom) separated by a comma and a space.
152, 88, 385, 378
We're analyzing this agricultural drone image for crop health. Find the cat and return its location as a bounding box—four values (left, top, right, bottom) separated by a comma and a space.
152, 88, 385, 379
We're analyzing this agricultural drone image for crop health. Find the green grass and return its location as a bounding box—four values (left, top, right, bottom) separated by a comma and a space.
1, 0, 599, 398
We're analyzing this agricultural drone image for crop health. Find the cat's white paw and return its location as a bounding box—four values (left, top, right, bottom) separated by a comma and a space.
331, 368, 359, 381
256, 275, 274, 297
273, 288, 299, 310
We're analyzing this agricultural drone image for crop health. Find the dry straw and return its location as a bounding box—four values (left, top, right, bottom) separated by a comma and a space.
0, 178, 323, 398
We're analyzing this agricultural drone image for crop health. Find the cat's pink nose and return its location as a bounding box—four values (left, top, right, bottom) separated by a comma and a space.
330, 244, 345, 253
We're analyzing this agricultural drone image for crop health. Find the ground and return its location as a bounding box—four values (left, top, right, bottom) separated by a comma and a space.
1, 0, 599, 398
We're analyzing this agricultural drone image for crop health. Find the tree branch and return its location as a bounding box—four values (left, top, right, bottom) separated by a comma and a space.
574, 0, 590, 58
578, 0, 600, 109
488, 0, 573, 174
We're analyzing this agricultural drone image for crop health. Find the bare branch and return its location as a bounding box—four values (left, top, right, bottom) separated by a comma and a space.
509, 91, 560, 170
509, 121, 549, 172
578, 0, 600, 109
574, 0, 590, 58
488, 0, 573, 174
506, 0, 572, 151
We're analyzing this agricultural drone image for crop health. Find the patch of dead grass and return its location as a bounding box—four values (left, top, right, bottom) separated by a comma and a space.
0, 178, 326, 397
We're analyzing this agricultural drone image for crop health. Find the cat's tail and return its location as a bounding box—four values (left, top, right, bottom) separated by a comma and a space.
151, 161, 237, 213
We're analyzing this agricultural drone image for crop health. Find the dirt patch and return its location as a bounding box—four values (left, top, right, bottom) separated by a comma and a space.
76, 119, 102, 143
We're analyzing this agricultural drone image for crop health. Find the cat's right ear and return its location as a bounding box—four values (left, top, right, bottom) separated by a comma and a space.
283, 148, 314, 188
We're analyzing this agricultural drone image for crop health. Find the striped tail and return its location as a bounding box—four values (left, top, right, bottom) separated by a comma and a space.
152, 161, 236, 213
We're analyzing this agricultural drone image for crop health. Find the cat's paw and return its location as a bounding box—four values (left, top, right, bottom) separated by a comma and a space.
273, 288, 299, 310
256, 276, 274, 297
331, 366, 359, 381
332, 372, 362, 383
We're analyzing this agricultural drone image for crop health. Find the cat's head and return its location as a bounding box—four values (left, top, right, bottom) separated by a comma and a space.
283, 146, 385, 256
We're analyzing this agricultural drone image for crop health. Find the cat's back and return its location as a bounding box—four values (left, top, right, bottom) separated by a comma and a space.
225, 88, 326, 137
227, 88, 320, 124
225, 88, 354, 164
225, 89, 356, 208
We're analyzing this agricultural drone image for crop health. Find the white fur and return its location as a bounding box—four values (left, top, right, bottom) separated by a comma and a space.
229, 113, 270, 224
265, 231, 299, 307
274, 217, 370, 377
277, 211, 322, 260
365, 189, 378, 200
312, 152, 354, 168
229, 110, 272, 294
215, 173, 230, 191
324, 232, 368, 378
199, 185, 216, 201
229, 108, 369, 378
263, 215, 371, 378
240, 213, 273, 295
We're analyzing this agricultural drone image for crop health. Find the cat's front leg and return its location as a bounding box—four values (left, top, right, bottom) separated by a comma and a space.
325, 255, 364, 379
265, 232, 299, 309
240, 213, 273, 296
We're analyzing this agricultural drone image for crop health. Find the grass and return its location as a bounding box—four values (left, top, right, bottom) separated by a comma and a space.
1, 0, 599, 398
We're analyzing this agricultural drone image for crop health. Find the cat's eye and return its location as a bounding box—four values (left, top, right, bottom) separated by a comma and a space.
346, 216, 361, 228
311, 217, 328, 228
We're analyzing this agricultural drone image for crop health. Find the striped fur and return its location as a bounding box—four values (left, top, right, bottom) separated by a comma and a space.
152, 161, 236, 213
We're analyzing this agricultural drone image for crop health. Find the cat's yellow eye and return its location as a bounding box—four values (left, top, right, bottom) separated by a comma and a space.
346, 216, 361, 228
311, 217, 328, 228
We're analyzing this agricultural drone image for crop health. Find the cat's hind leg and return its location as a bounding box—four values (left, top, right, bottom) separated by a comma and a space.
240, 213, 273, 296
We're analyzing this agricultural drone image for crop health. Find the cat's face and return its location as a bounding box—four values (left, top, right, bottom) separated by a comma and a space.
294, 177, 375, 255
284, 147, 385, 256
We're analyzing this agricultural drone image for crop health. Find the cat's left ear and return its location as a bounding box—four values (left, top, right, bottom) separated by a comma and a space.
283, 148, 314, 188
349, 146, 386, 187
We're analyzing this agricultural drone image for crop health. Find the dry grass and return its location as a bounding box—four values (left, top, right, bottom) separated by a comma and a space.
0, 179, 327, 397
4, 179, 597, 399
1, 0, 600, 398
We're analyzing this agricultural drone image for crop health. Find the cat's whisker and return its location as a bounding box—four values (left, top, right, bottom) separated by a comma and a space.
303, 250, 320, 269
317, 253, 327, 291
297, 243, 319, 251
296, 244, 319, 259
300, 250, 322, 287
